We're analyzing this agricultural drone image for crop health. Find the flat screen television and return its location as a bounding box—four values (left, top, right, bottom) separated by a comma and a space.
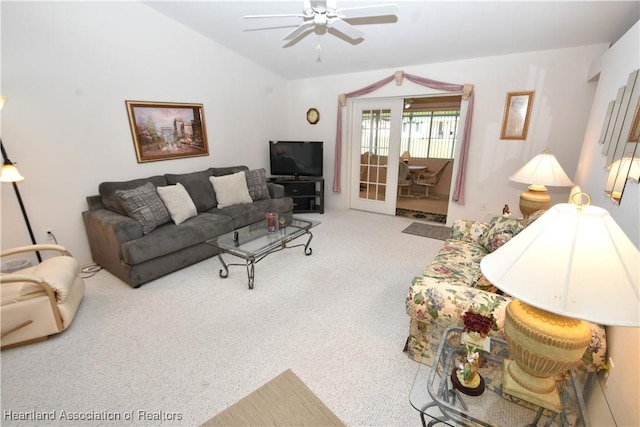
269, 140, 323, 178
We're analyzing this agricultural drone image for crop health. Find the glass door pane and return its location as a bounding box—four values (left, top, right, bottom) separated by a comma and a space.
359, 109, 391, 202
349, 98, 403, 216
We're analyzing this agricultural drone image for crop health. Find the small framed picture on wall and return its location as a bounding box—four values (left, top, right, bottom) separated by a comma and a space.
500, 91, 535, 140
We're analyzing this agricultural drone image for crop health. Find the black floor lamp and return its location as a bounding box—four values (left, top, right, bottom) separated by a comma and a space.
1, 140, 42, 262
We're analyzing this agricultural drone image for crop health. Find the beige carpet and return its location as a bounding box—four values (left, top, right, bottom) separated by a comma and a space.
2, 210, 436, 426
201, 369, 345, 427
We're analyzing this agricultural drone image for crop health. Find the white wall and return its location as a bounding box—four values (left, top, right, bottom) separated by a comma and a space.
575, 21, 640, 427
285, 44, 607, 224
1, 1, 287, 265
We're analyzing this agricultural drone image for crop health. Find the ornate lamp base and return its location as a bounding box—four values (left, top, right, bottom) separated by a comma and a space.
502, 359, 561, 412
502, 300, 591, 413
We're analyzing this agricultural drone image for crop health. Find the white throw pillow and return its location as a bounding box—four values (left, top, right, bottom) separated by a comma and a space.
209, 171, 253, 208
157, 182, 198, 225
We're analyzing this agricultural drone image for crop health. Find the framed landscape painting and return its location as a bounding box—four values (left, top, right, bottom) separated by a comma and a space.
125, 100, 209, 163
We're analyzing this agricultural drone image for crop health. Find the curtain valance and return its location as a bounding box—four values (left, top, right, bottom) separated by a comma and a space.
333, 71, 474, 204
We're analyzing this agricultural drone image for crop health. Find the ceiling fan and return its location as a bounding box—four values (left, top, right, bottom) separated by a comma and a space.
244, 0, 399, 44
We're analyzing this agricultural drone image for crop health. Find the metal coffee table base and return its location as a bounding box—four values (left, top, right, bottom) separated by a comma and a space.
217, 231, 314, 289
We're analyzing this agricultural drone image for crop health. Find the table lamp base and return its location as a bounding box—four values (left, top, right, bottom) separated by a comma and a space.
502, 300, 591, 415
519, 185, 551, 217
502, 359, 561, 413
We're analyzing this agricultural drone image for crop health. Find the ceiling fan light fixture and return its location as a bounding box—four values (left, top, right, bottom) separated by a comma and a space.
244, 0, 399, 46
314, 13, 327, 26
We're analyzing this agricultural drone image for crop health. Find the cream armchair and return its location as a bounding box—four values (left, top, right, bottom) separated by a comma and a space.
1, 244, 85, 349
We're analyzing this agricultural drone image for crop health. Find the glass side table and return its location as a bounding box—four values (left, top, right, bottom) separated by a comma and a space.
409, 326, 590, 427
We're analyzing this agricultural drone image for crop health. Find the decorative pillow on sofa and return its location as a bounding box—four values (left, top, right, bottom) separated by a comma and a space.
473, 274, 500, 294
209, 171, 253, 208
521, 209, 546, 228
99, 175, 167, 216
480, 215, 524, 252
165, 169, 216, 212
245, 168, 271, 201
115, 182, 170, 234
157, 182, 198, 225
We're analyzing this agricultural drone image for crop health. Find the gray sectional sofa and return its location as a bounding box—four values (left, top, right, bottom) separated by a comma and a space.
82, 165, 293, 288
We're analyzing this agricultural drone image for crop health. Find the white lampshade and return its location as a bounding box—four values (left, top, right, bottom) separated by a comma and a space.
481, 203, 640, 327
509, 152, 574, 188
0, 164, 25, 182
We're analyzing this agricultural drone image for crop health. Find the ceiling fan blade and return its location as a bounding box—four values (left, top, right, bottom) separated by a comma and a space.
244, 13, 306, 19
336, 4, 399, 19
327, 18, 364, 40
283, 20, 316, 41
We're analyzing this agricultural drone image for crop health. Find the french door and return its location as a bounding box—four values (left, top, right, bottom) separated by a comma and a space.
349, 98, 404, 215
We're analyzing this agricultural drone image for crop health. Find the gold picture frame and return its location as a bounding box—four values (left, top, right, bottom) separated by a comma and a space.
500, 91, 535, 140
125, 100, 209, 163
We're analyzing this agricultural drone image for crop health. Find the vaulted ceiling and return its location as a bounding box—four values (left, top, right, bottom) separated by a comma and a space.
143, 1, 640, 80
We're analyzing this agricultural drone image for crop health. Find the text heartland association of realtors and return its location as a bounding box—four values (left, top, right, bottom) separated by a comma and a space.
3, 409, 183, 422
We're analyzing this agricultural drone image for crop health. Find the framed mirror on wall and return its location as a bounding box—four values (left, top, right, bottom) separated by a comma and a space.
500, 91, 534, 140
628, 102, 640, 143
599, 100, 615, 153
600, 69, 640, 204
601, 88, 624, 161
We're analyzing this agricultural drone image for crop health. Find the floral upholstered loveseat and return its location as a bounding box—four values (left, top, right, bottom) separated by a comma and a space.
405, 214, 608, 373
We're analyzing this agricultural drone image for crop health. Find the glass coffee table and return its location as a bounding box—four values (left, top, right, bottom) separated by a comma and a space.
409, 325, 591, 427
206, 215, 320, 289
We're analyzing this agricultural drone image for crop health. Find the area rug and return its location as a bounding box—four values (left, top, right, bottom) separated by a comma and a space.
402, 222, 451, 241
201, 369, 345, 427
396, 208, 447, 224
